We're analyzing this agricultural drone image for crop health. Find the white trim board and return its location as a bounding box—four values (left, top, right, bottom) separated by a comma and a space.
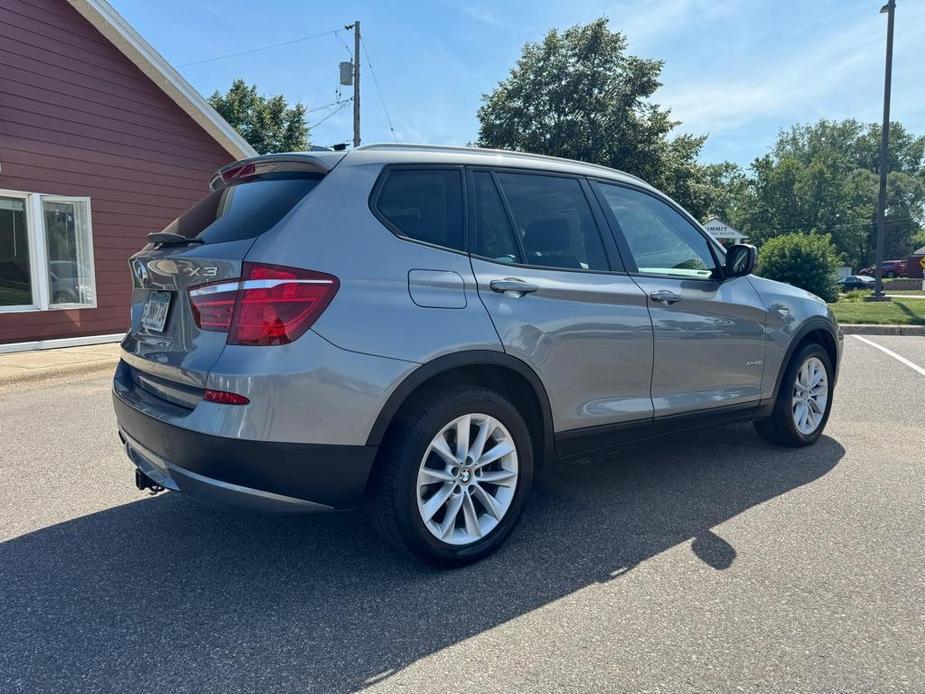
0, 189, 98, 314
67, 0, 257, 162
0, 333, 124, 355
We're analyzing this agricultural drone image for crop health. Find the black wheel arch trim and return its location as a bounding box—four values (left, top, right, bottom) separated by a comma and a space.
365, 350, 556, 461
768, 316, 840, 404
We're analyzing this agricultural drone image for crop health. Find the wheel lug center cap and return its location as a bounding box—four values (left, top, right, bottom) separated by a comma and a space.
460, 469, 472, 484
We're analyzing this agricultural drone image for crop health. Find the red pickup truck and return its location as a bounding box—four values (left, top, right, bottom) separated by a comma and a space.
860, 259, 908, 278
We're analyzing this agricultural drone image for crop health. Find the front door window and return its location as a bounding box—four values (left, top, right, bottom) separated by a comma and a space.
594, 182, 717, 279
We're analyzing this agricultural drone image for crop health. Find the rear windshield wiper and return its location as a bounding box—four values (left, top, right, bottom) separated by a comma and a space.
147, 232, 205, 246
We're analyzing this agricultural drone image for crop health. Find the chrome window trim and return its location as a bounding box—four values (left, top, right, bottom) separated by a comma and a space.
188, 278, 335, 297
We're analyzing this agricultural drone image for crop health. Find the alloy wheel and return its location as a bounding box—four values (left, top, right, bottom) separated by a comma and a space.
792, 356, 829, 435
416, 413, 518, 546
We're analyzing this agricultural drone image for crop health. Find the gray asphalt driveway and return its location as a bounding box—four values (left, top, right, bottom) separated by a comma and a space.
1, 337, 923, 693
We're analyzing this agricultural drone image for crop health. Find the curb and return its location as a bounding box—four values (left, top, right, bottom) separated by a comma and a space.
840, 324, 925, 336
0, 358, 117, 388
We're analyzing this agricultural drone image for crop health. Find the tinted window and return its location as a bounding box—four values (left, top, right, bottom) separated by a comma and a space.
0, 196, 32, 306
377, 169, 464, 251
495, 173, 609, 272
162, 174, 322, 244
595, 182, 717, 279
472, 171, 519, 264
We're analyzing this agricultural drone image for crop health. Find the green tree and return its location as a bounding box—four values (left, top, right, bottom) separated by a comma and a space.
911, 228, 925, 252
476, 18, 710, 217
209, 79, 309, 154
758, 233, 841, 303
727, 119, 925, 270
698, 161, 749, 221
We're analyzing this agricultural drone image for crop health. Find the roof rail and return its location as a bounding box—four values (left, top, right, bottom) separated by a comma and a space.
354, 143, 646, 184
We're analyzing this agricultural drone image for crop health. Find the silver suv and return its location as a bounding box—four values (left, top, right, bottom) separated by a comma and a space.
114, 144, 842, 566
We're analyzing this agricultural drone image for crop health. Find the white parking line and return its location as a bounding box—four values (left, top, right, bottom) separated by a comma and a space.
853, 335, 925, 377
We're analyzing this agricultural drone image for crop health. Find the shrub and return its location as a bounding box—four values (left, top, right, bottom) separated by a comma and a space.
842, 289, 871, 303
757, 233, 841, 303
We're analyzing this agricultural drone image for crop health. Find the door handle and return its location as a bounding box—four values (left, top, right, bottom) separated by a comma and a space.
490, 279, 539, 297
649, 289, 683, 305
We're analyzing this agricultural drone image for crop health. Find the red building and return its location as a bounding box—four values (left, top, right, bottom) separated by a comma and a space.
0, 0, 255, 350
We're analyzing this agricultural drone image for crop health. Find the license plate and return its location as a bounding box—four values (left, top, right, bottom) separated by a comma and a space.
141, 291, 171, 332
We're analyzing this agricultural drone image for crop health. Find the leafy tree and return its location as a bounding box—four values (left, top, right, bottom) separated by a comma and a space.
758, 233, 841, 303
476, 18, 710, 217
726, 119, 925, 270
209, 79, 309, 154
698, 161, 749, 221
911, 228, 925, 252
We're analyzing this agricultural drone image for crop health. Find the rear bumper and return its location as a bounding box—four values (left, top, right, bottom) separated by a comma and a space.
113, 389, 377, 512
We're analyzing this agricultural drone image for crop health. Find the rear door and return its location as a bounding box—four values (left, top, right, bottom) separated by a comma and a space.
592, 180, 767, 418
468, 169, 653, 444
123, 173, 324, 387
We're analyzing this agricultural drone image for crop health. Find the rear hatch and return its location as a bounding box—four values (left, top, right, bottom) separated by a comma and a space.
121, 157, 339, 398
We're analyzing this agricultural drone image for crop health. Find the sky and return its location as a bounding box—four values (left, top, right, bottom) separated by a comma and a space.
110, 0, 925, 167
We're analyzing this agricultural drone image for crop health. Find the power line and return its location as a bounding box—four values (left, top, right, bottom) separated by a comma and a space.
308, 98, 352, 114
334, 31, 354, 59
360, 37, 397, 142
177, 28, 343, 67
311, 101, 350, 129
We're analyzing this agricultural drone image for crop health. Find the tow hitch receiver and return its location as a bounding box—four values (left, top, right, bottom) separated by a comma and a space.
135, 468, 165, 495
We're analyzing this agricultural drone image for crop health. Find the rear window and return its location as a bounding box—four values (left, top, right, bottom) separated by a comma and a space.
161, 173, 322, 244
374, 169, 464, 251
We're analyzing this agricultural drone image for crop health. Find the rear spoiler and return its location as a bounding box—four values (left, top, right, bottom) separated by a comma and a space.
210, 152, 347, 190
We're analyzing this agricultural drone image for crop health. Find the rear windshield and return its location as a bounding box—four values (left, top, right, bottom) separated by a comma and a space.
161, 173, 322, 244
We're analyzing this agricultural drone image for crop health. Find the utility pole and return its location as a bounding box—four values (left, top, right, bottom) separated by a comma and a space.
873, 0, 896, 300
352, 21, 361, 148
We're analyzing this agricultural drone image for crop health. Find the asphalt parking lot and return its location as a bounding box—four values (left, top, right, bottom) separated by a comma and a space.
1, 336, 923, 693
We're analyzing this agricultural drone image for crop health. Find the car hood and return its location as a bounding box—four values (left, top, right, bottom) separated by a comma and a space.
748, 275, 827, 306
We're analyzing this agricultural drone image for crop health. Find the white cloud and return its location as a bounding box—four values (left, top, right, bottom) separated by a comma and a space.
594, 0, 745, 49
660, 3, 925, 135
462, 5, 504, 27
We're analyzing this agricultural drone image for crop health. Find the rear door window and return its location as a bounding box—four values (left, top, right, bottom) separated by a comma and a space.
161, 173, 322, 244
472, 171, 520, 264
493, 172, 610, 272
374, 169, 465, 251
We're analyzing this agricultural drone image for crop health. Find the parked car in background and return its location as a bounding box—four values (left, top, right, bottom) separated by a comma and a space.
860, 260, 907, 278
49, 260, 93, 305
113, 145, 843, 566
838, 275, 876, 291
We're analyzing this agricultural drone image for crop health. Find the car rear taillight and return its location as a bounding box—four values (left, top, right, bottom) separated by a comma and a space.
189, 281, 239, 331
204, 389, 250, 405
188, 263, 339, 346
231, 263, 339, 345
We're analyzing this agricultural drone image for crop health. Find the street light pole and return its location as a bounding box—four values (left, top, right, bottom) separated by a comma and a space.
873, 0, 896, 300
352, 21, 361, 148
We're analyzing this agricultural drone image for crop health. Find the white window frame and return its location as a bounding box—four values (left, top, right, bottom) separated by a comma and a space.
0, 189, 96, 313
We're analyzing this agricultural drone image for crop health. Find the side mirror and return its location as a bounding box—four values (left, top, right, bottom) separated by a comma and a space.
724, 244, 757, 278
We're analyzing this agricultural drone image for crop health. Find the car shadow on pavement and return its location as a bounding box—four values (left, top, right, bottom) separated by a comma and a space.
0, 424, 844, 693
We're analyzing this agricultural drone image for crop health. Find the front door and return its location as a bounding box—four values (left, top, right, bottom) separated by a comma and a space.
592, 180, 767, 418
468, 169, 654, 438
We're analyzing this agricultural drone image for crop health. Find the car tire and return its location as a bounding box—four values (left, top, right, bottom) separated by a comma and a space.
754, 343, 834, 447
366, 385, 534, 567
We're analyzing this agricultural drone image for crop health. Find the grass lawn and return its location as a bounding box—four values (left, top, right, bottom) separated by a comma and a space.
829, 297, 925, 325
